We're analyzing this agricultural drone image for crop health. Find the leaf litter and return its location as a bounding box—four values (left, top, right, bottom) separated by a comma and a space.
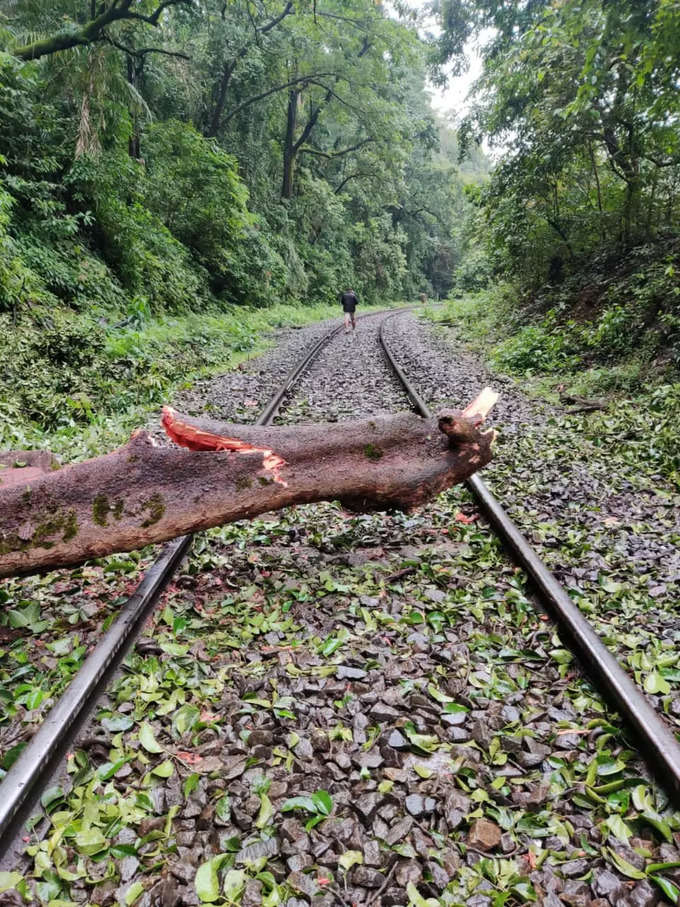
2, 313, 680, 906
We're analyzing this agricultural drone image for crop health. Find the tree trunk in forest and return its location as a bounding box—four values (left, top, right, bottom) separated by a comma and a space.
281, 88, 299, 199
281, 85, 333, 198
127, 54, 142, 159
206, 60, 238, 138
0, 393, 497, 578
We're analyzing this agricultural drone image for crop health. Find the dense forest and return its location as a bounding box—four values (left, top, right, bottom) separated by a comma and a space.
439, 0, 680, 373
0, 0, 488, 315
1, 0, 679, 455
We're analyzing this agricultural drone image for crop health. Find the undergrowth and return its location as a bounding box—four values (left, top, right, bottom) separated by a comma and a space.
0, 301, 358, 461
427, 278, 680, 485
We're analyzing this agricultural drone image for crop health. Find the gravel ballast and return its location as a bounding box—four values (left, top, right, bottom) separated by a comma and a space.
3, 309, 680, 907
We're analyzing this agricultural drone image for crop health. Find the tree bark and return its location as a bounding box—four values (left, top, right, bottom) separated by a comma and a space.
281, 88, 300, 198
12, 0, 190, 61
205, 1, 294, 138
0, 393, 497, 578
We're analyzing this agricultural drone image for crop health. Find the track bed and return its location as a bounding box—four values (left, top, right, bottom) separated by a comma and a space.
1, 311, 680, 907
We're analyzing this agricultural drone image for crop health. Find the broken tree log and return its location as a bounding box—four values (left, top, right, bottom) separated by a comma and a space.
0, 390, 497, 578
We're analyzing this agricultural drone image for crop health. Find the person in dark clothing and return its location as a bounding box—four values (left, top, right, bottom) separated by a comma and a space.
340, 288, 358, 332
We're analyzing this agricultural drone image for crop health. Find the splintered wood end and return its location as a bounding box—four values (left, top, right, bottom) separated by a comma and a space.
161, 406, 287, 484
462, 387, 499, 424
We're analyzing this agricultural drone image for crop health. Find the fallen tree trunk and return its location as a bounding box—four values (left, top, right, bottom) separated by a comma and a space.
0, 391, 497, 578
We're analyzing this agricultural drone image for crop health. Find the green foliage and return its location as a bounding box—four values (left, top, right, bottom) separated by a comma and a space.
495, 317, 580, 374
0, 1, 486, 321
0, 300, 344, 458
67, 150, 210, 312
441, 0, 680, 292
430, 272, 680, 483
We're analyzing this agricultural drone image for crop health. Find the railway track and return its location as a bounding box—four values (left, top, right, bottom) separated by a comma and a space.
1, 308, 679, 904
0, 314, 354, 864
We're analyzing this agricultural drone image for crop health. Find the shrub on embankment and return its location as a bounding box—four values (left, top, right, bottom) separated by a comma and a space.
0, 302, 340, 460
431, 239, 680, 484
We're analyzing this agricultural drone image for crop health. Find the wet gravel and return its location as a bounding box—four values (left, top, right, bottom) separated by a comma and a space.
4, 310, 680, 907
281, 314, 406, 423
383, 311, 680, 722
0, 319, 341, 771
175, 319, 339, 424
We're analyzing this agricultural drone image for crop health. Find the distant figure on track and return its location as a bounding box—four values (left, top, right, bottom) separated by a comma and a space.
340, 287, 358, 333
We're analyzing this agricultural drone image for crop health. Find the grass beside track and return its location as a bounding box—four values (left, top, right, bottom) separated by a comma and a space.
424, 291, 680, 488
0, 301, 389, 462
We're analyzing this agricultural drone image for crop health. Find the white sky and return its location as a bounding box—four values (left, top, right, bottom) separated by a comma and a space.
427, 52, 483, 123
386, 0, 483, 123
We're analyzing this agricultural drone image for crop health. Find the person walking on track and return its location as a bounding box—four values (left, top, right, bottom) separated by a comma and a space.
340, 287, 358, 333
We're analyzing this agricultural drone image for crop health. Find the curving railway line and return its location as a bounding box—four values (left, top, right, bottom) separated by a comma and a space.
1, 308, 680, 905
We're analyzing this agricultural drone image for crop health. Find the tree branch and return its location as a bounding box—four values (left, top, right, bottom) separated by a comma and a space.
13, 0, 189, 60
222, 72, 337, 125
299, 138, 374, 159
104, 35, 190, 60
258, 0, 294, 35
334, 170, 371, 193
0, 395, 497, 578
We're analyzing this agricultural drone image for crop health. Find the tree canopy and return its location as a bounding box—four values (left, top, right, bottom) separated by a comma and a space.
436, 0, 680, 287
0, 0, 486, 313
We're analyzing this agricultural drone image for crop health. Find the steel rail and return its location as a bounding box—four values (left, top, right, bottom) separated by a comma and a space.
0, 313, 361, 858
379, 310, 680, 804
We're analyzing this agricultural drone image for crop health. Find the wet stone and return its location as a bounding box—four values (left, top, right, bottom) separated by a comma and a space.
294, 736, 314, 760
356, 749, 383, 769
312, 839, 332, 860
248, 729, 273, 746
395, 861, 422, 887
354, 792, 378, 824
441, 710, 467, 727
385, 816, 413, 846
334, 750, 352, 770
287, 871, 320, 898
542, 895, 564, 907
501, 705, 521, 723
311, 729, 330, 752
239, 880, 262, 907
624, 880, 662, 907
387, 729, 409, 750
468, 818, 501, 852
120, 856, 140, 883
281, 818, 306, 842
612, 844, 646, 872
337, 665, 367, 680
500, 833, 516, 854
370, 703, 401, 723
428, 861, 451, 889
560, 880, 592, 907
352, 866, 385, 888
170, 860, 195, 884
517, 750, 547, 768
405, 794, 435, 817
379, 802, 399, 822
592, 869, 625, 902
444, 790, 470, 830
412, 827, 432, 858
560, 858, 590, 878
363, 839, 381, 867
287, 854, 313, 873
